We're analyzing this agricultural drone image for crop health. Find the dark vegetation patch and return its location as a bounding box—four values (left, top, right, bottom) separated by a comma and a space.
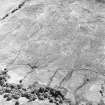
95, 0, 105, 3
0, 68, 67, 105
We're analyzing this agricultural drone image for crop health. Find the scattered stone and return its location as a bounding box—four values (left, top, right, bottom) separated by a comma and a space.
15, 101, 19, 105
